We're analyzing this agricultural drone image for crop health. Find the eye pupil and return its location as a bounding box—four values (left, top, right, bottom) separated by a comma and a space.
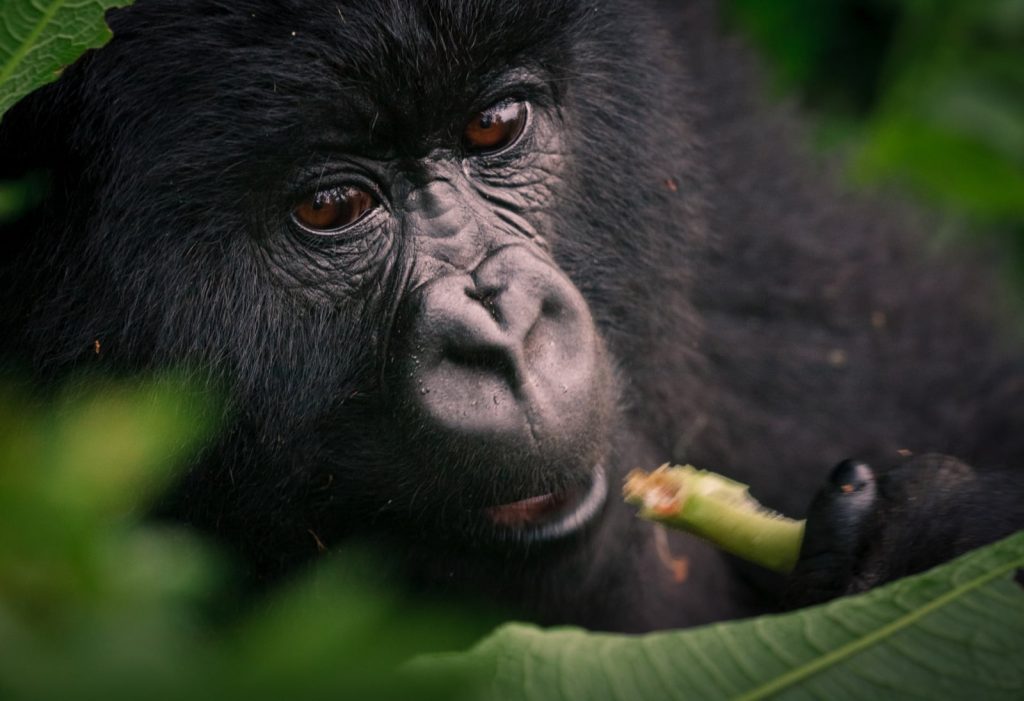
293, 186, 377, 233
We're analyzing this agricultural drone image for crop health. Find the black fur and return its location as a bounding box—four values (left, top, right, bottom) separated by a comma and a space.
0, 0, 1021, 632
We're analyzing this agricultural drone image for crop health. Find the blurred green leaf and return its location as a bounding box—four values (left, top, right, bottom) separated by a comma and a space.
0, 374, 218, 628
728, 0, 1024, 282
0, 172, 47, 222
856, 116, 1024, 217
0, 374, 217, 521
0, 376, 481, 701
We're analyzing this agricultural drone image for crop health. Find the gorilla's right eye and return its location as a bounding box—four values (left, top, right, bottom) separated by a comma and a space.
464, 99, 528, 153
293, 186, 377, 233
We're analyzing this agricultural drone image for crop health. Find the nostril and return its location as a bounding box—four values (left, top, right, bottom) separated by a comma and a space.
540, 296, 561, 319
465, 284, 504, 323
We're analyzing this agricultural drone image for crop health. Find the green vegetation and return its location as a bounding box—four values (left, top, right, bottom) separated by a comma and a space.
0, 0, 133, 222
729, 0, 1024, 283
0, 375, 481, 701
2, 376, 1022, 700
428, 534, 1024, 700
0, 0, 132, 117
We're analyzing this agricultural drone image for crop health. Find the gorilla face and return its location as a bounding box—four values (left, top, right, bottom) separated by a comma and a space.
244, 11, 623, 547
387, 241, 614, 542
331, 90, 617, 543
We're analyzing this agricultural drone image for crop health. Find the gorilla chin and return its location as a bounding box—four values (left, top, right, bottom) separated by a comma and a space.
386, 244, 616, 546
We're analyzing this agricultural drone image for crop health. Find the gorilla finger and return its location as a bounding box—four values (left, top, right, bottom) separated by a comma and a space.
786, 460, 878, 605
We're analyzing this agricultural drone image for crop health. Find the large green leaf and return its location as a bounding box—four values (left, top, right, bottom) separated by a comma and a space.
422, 531, 1024, 700
0, 0, 132, 119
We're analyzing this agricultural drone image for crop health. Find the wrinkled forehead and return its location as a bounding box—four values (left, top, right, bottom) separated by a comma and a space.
105, 0, 581, 148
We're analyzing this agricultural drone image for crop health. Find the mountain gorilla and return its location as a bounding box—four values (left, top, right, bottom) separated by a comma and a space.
1, 0, 1022, 632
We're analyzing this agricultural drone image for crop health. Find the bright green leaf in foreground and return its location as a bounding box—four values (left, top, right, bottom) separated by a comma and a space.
422, 531, 1024, 701
0, 0, 132, 119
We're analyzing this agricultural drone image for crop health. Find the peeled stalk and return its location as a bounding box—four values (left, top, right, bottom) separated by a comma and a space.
623, 464, 805, 573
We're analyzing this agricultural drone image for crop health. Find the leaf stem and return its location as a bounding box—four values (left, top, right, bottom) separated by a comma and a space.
624, 465, 805, 573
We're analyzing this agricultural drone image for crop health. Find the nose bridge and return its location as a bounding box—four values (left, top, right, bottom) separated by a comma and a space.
405, 178, 471, 238
403, 173, 514, 280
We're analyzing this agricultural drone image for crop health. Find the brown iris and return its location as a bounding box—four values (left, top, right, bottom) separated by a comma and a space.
293, 186, 377, 232
463, 100, 527, 153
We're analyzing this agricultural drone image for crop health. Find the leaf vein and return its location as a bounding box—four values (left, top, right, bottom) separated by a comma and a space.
0, 0, 68, 85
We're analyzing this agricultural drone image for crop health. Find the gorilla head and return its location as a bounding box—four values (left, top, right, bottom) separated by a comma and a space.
0, 0, 711, 628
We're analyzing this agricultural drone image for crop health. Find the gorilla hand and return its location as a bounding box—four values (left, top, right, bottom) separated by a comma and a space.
787, 455, 1024, 606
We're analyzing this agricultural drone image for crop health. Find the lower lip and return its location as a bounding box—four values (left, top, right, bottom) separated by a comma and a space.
483, 465, 608, 542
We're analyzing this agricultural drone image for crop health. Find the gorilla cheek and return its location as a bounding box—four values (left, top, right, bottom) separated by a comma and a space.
387, 244, 614, 499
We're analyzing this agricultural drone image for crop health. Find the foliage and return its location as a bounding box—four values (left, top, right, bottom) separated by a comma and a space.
0, 376, 480, 701
1, 376, 1021, 700
0, 0, 132, 118
0, 171, 45, 223
0, 0, 133, 223
728, 0, 1024, 280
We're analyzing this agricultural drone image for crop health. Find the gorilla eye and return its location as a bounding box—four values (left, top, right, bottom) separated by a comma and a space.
293, 186, 377, 233
463, 99, 527, 153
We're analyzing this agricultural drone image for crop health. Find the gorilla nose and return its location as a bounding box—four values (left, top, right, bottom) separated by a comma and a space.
389, 245, 608, 451
438, 283, 526, 393
450, 249, 567, 389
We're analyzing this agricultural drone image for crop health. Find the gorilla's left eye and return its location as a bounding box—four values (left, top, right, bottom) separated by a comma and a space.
293, 186, 378, 233
464, 99, 528, 153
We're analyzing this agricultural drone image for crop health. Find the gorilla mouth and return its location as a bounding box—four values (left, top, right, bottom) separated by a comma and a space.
483, 465, 608, 542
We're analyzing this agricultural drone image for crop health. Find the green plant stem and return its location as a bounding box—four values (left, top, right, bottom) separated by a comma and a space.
623, 464, 805, 573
